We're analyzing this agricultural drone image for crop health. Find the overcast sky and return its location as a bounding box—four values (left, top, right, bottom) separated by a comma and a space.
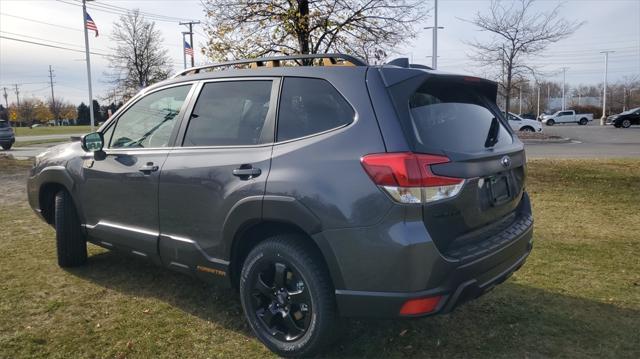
1, 0, 639, 105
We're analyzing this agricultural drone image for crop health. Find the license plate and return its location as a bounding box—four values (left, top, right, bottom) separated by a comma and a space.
488, 174, 511, 206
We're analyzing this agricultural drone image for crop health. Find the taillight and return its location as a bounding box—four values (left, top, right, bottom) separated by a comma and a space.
361, 152, 465, 204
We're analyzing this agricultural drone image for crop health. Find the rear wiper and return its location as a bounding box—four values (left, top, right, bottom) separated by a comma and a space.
484, 117, 500, 148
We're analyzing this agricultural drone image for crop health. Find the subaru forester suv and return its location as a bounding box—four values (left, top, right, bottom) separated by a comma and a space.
27, 54, 533, 357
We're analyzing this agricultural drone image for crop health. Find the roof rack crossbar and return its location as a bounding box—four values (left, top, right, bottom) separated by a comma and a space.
173, 53, 367, 78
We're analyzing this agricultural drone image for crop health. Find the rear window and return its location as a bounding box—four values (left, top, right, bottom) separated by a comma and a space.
277, 77, 354, 141
0, 121, 9, 128
407, 80, 512, 153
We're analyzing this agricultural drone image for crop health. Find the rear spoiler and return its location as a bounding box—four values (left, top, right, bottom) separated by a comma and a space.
379, 67, 499, 103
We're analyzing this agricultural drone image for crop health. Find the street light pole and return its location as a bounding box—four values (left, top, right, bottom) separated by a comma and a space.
537, 85, 540, 119
600, 50, 615, 125
561, 67, 568, 111
82, 0, 95, 131
423, 0, 443, 69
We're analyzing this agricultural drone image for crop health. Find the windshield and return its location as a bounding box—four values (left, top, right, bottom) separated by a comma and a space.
407, 79, 512, 153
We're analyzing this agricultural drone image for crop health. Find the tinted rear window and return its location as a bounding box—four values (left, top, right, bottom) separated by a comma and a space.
407, 80, 512, 153
277, 78, 354, 141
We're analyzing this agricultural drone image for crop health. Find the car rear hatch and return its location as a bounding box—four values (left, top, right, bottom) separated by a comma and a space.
371, 69, 528, 260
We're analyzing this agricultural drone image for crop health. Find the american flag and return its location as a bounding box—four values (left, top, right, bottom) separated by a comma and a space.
184, 41, 194, 57
85, 12, 98, 37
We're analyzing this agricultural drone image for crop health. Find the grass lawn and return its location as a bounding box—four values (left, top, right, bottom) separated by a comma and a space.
13, 125, 92, 137
0, 158, 638, 358
14, 139, 71, 148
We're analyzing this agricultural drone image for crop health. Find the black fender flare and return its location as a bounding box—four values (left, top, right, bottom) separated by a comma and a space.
221, 195, 345, 288
31, 166, 82, 223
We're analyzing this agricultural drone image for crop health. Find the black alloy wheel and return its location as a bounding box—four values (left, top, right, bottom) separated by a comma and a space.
249, 261, 312, 342
622, 119, 632, 128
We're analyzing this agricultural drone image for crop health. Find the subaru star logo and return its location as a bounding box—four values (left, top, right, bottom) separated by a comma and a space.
500, 155, 512, 168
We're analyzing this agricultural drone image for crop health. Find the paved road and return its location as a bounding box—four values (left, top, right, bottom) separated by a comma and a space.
525, 123, 640, 159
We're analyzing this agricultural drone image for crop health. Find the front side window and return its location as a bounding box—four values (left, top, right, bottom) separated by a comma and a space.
110, 85, 191, 148
277, 77, 354, 141
183, 81, 273, 146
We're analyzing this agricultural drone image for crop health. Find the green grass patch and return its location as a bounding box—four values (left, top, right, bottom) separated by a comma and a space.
0, 159, 638, 358
14, 126, 92, 137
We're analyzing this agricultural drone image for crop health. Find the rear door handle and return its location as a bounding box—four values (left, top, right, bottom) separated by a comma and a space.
232, 166, 261, 179
139, 162, 159, 174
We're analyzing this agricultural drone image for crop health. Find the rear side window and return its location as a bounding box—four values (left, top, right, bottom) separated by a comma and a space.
407, 80, 512, 153
183, 81, 273, 146
277, 78, 354, 141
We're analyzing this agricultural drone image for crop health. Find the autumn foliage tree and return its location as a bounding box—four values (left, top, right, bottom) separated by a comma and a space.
201, 0, 428, 63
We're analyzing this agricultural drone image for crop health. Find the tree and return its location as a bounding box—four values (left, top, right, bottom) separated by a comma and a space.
34, 100, 53, 124
77, 102, 90, 125
201, 0, 428, 63
109, 10, 172, 100
466, 0, 582, 113
17, 99, 38, 126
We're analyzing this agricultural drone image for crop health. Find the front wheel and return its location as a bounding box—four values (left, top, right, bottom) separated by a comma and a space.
54, 190, 87, 267
579, 118, 588, 125
1, 143, 11, 150
622, 119, 632, 128
546, 119, 555, 126
240, 235, 338, 357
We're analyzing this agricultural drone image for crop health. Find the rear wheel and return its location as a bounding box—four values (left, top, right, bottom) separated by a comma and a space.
519, 126, 535, 132
1, 144, 11, 150
54, 190, 87, 267
546, 119, 555, 126
579, 118, 588, 125
240, 235, 338, 357
622, 119, 632, 128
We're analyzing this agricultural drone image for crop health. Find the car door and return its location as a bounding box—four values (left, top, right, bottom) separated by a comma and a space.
506, 113, 521, 130
158, 78, 279, 273
79, 83, 195, 262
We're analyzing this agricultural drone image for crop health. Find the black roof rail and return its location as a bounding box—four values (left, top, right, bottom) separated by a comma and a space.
172, 53, 368, 78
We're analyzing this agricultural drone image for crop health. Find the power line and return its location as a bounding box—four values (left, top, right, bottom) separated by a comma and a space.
0, 30, 108, 53
0, 12, 82, 32
0, 35, 109, 57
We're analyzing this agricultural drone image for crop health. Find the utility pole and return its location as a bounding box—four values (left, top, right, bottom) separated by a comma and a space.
561, 67, 569, 111
48, 65, 56, 122
2, 87, 8, 108
82, 0, 95, 130
13, 84, 20, 107
600, 50, 615, 125
180, 21, 200, 67
424, 0, 443, 69
623, 87, 626, 111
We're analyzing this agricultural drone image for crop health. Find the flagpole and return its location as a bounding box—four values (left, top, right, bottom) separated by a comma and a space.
82, 0, 95, 131
182, 32, 187, 70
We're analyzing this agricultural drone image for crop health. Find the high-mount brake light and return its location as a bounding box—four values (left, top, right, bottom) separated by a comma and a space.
361, 152, 465, 204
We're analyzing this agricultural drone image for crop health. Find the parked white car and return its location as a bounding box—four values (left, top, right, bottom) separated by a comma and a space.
540, 110, 593, 126
505, 112, 543, 132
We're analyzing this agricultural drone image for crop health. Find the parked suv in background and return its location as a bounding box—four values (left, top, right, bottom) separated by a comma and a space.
0, 120, 15, 150
505, 112, 543, 132
27, 54, 534, 357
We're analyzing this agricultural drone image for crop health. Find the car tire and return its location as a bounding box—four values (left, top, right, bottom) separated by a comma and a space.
519, 126, 535, 132
1, 144, 11, 150
54, 190, 87, 267
579, 118, 588, 125
546, 119, 555, 126
240, 234, 338, 357
622, 119, 632, 128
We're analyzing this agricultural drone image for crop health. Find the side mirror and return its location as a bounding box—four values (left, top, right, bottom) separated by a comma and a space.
81, 132, 104, 152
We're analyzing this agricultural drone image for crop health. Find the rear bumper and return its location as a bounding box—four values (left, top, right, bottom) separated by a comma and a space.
0, 137, 15, 145
334, 209, 533, 318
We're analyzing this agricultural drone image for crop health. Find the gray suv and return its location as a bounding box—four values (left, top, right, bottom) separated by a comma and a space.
27, 54, 534, 357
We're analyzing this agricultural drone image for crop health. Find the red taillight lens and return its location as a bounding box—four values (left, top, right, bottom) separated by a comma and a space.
399, 295, 442, 316
361, 152, 462, 187
361, 152, 464, 204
